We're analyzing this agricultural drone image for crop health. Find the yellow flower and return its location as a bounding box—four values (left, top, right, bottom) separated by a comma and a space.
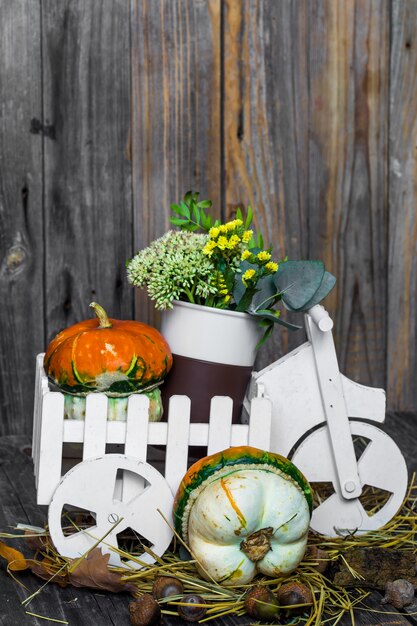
217, 236, 228, 250
203, 240, 217, 256
219, 224, 227, 234
219, 288, 229, 295
209, 226, 220, 239
242, 230, 253, 243
228, 234, 240, 249
241, 249, 252, 261
223, 294, 232, 303
257, 251, 271, 262
242, 268, 256, 285
265, 261, 278, 273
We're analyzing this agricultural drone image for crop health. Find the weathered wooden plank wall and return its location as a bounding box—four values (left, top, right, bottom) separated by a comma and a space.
0, 0, 416, 436
0, 1, 44, 436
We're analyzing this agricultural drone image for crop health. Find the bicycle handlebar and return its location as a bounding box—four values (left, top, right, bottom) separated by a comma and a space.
307, 304, 334, 332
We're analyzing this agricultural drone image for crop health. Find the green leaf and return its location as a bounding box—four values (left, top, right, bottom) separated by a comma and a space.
192, 204, 201, 225
301, 271, 336, 310
274, 260, 325, 311
250, 274, 277, 310
248, 307, 302, 331
245, 205, 253, 229
236, 207, 243, 221
179, 201, 191, 219
170, 203, 182, 215
256, 322, 274, 348
170, 217, 190, 227
197, 200, 212, 209
200, 209, 212, 231
252, 308, 281, 320
184, 190, 193, 204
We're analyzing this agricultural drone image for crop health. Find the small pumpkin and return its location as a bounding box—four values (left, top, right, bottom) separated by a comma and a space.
63, 388, 163, 422
44, 302, 173, 395
173, 446, 312, 586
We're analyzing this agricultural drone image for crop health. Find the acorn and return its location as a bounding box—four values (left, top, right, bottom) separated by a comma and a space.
244, 585, 280, 620
276, 581, 313, 616
152, 575, 184, 600
129, 594, 161, 626
177, 593, 207, 622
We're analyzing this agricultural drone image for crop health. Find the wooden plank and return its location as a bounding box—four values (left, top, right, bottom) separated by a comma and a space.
224, 1, 390, 394
307, 0, 389, 392
387, 0, 417, 411
41, 0, 133, 344
0, 0, 44, 436
223, 0, 310, 368
130, 0, 222, 327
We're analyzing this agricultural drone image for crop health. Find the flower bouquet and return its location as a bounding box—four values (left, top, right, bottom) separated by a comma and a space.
127, 192, 335, 421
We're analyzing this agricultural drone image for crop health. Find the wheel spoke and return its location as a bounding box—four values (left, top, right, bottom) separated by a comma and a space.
291, 428, 338, 484
357, 434, 407, 494
311, 492, 367, 536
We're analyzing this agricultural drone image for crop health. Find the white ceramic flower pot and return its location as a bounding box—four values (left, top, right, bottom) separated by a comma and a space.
160, 301, 262, 422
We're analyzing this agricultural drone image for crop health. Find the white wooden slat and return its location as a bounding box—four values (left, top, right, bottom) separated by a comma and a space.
125, 395, 150, 459
247, 397, 272, 450
32, 354, 44, 478
230, 424, 249, 447
122, 395, 151, 502
62, 420, 214, 447
165, 396, 191, 494
36, 392, 65, 505
207, 396, 233, 455
82, 394, 108, 461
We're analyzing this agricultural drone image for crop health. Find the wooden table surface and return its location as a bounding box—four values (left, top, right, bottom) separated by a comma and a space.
1, 412, 416, 626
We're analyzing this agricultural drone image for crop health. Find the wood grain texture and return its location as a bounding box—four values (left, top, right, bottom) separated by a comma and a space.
223, 0, 310, 367
308, 0, 390, 394
0, 1, 44, 436
130, 0, 221, 327
223, 0, 391, 389
42, 0, 133, 345
387, 0, 417, 411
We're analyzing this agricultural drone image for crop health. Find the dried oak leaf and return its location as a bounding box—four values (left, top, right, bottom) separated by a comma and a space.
29, 557, 68, 587
68, 548, 136, 595
0, 540, 29, 571
24, 530, 48, 551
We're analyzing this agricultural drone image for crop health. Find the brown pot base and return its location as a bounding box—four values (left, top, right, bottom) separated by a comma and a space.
161, 354, 253, 423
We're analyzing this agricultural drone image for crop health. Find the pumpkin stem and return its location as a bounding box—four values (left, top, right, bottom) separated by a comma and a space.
240, 527, 273, 562
89, 302, 113, 328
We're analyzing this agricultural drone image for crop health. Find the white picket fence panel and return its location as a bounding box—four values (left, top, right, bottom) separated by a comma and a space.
33, 354, 272, 506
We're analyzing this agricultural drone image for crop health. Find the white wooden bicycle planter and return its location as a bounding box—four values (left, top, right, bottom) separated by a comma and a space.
32, 303, 409, 569
32, 354, 272, 569
246, 305, 408, 537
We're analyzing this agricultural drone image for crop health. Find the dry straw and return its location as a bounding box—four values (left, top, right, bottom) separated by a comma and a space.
1, 476, 416, 624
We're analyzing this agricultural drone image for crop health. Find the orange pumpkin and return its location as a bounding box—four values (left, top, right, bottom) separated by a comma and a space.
44, 302, 173, 395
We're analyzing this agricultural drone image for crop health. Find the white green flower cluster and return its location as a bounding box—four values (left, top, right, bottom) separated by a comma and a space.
126, 230, 218, 310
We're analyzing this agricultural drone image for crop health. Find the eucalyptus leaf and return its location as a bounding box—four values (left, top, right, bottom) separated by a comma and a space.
301, 270, 336, 310
250, 274, 278, 310
274, 260, 325, 311
249, 308, 302, 330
